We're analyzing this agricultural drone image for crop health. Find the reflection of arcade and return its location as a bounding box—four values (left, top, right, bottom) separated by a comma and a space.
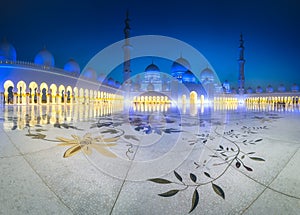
132, 103, 171, 112
2, 104, 123, 130
132, 95, 171, 104
245, 103, 300, 112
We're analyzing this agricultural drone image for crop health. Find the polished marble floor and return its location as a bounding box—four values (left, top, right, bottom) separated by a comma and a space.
0, 103, 299, 214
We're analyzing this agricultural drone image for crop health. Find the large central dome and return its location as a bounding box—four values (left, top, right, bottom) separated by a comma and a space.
145, 63, 160, 73
144, 63, 161, 82
171, 57, 191, 71
171, 57, 191, 81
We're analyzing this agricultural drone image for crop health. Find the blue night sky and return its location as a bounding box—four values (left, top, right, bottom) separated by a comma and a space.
1, 0, 299, 89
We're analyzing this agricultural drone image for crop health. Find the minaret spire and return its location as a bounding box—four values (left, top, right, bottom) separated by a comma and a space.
124, 9, 130, 40
238, 33, 245, 94
123, 9, 131, 84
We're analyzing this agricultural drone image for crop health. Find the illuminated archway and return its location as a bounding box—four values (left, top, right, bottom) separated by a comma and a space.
190, 91, 197, 104
29, 82, 38, 104
40, 82, 48, 104
182, 94, 187, 104
50, 84, 57, 104
66, 86, 73, 103
17, 81, 26, 104
73, 87, 79, 103
4, 80, 14, 104
58, 85, 65, 104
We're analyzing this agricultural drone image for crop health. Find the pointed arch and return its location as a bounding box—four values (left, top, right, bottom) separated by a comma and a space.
17, 81, 27, 104
40, 82, 48, 103
4, 80, 14, 104
29, 81, 38, 104
49, 84, 57, 104
66, 86, 72, 103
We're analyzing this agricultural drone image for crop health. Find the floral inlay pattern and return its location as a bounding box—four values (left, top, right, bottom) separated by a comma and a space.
56, 133, 119, 158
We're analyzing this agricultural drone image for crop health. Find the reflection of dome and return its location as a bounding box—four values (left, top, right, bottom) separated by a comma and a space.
145, 63, 160, 72
266, 85, 274, 93
34, 48, 55, 67
278, 84, 286, 92
291, 83, 299, 92
256, 86, 263, 93
64, 59, 80, 75
182, 70, 196, 83
200, 68, 214, 83
83, 67, 97, 79
247, 87, 253, 94
0, 39, 17, 61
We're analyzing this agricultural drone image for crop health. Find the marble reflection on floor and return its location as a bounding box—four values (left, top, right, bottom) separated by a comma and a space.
0, 103, 299, 214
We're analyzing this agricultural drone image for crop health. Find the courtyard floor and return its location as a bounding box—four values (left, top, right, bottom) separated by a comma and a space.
0, 104, 299, 214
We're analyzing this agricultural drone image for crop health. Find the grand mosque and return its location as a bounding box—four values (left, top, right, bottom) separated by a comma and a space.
0, 12, 299, 107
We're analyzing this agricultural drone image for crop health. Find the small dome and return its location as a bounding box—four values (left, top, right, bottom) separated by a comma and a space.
182, 70, 196, 83
64, 59, 80, 74
0, 39, 17, 61
200, 68, 214, 83
107, 77, 115, 86
115, 81, 121, 88
34, 48, 55, 67
83, 67, 97, 79
247, 87, 253, 94
291, 83, 299, 92
266, 85, 274, 93
97, 73, 106, 82
256, 86, 263, 93
145, 63, 160, 72
278, 84, 286, 92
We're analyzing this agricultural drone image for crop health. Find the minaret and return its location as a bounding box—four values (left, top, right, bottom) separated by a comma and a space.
238, 33, 245, 94
123, 10, 131, 84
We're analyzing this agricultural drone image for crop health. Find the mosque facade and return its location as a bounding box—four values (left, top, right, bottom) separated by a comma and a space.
0, 12, 299, 106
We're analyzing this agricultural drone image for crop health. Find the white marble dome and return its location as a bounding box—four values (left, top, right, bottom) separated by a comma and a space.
64, 59, 80, 75
266, 85, 274, 93
256, 86, 263, 93
145, 63, 160, 81
107, 77, 115, 86
34, 48, 55, 67
83, 67, 97, 80
145, 63, 160, 72
0, 39, 17, 61
97, 73, 106, 82
278, 84, 286, 92
247, 87, 253, 94
291, 83, 299, 92
171, 57, 191, 73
